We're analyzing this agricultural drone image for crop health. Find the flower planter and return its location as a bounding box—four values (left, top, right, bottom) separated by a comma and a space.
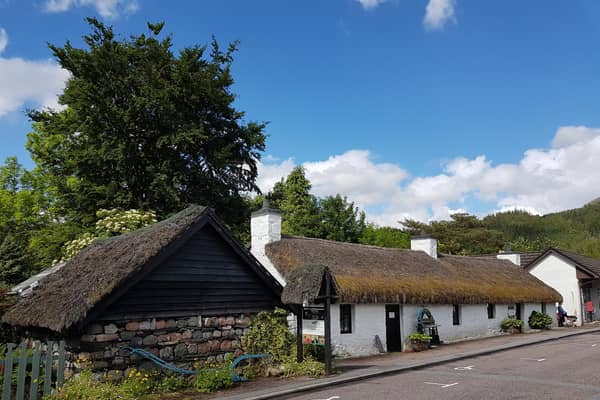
410, 340, 430, 352
503, 326, 521, 334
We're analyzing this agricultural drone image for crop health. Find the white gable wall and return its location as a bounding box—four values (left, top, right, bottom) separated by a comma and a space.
528, 254, 581, 325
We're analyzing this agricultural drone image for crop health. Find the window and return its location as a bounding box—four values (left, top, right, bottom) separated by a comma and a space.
340, 304, 352, 334
452, 304, 461, 325
541, 303, 546, 314
487, 304, 496, 319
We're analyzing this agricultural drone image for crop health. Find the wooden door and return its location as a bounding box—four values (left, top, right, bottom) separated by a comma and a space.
385, 304, 402, 352
516, 303, 523, 320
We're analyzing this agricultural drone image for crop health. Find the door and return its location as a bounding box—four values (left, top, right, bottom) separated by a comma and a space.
515, 303, 523, 320
385, 304, 401, 352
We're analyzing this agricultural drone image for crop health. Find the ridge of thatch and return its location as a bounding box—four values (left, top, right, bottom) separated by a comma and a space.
268, 236, 562, 305
3, 205, 208, 332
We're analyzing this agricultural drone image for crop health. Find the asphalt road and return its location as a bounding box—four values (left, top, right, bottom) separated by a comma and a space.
284, 331, 600, 400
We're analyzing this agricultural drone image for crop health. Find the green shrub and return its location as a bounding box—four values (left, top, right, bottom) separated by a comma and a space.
303, 343, 325, 362
528, 311, 553, 329
155, 374, 191, 393
280, 357, 325, 378
50, 370, 130, 400
408, 332, 432, 342
51, 369, 194, 399
194, 365, 234, 393
120, 369, 156, 398
242, 307, 295, 363
501, 317, 523, 330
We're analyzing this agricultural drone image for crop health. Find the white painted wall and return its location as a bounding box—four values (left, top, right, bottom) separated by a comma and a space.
301, 301, 558, 358
528, 254, 582, 325
401, 304, 507, 344
329, 304, 387, 357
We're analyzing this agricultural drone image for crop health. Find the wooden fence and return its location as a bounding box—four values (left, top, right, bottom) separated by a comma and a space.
0, 341, 65, 400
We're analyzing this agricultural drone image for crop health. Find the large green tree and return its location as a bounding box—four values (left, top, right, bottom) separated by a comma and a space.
359, 224, 410, 248
319, 195, 365, 243
278, 167, 321, 237
261, 168, 367, 243
27, 19, 266, 230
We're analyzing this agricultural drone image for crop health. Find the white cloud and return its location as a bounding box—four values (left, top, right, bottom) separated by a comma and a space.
44, 0, 139, 18
257, 126, 600, 226
0, 28, 7, 54
256, 157, 296, 194
424, 0, 455, 31
355, 0, 385, 10
0, 29, 69, 117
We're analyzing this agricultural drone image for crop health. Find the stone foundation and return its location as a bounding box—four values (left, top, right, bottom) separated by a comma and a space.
61, 314, 252, 377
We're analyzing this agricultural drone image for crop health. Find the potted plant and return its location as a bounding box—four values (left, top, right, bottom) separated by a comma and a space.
528, 311, 553, 330
408, 332, 432, 352
500, 317, 523, 334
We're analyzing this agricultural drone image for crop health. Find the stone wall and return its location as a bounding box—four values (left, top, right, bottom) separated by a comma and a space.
64, 314, 252, 378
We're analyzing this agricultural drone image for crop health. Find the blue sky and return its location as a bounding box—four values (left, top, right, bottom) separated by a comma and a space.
2, 0, 600, 225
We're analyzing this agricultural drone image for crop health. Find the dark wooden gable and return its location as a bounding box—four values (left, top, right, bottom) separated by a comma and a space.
99, 223, 280, 321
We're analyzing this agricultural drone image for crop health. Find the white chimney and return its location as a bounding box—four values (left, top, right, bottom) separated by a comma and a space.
496, 243, 521, 266
411, 235, 438, 259
250, 200, 286, 285
497, 253, 521, 266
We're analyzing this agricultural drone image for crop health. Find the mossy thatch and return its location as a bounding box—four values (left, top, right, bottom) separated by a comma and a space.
3, 206, 208, 332
281, 265, 340, 304
269, 237, 562, 305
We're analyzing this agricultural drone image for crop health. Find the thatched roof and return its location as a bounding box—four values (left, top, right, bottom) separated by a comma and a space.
281, 265, 339, 304
270, 237, 561, 305
4, 206, 282, 333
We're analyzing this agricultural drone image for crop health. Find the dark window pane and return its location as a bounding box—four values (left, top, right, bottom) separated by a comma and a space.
340, 304, 352, 334
452, 304, 460, 325
487, 304, 495, 319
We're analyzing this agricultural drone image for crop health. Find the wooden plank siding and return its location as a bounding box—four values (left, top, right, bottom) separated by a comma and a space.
100, 225, 279, 321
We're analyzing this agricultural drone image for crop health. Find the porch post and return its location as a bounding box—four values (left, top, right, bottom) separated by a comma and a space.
324, 271, 332, 375
296, 305, 304, 362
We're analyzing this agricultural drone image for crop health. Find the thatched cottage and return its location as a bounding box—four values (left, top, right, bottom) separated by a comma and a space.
3, 206, 283, 374
250, 202, 562, 357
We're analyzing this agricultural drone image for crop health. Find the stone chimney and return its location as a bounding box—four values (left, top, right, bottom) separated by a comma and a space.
410, 234, 438, 259
250, 200, 286, 285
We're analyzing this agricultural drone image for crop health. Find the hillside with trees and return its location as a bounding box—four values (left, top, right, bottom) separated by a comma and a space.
402, 203, 600, 258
